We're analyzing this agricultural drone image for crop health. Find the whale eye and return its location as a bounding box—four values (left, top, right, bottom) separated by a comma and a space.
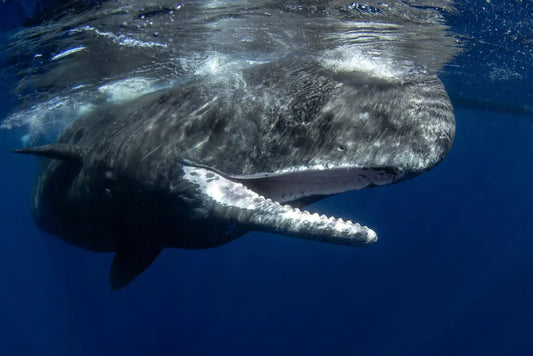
104, 170, 118, 182
337, 144, 346, 152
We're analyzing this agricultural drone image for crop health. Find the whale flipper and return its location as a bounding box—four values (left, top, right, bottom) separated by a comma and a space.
12, 143, 85, 161
109, 245, 163, 290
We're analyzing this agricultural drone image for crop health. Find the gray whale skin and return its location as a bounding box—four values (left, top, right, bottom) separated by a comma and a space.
15, 61, 454, 289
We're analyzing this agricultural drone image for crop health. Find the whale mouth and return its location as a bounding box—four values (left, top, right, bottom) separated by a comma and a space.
181, 159, 404, 204
182, 164, 396, 246
227, 166, 404, 204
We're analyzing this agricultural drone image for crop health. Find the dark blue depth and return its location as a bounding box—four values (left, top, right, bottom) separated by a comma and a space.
2, 102, 532, 356
1, 2, 532, 355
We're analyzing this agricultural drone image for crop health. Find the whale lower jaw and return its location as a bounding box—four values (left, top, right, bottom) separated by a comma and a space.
183, 165, 378, 246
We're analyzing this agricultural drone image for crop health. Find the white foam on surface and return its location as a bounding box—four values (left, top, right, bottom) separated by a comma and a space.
0, 96, 95, 144
51, 46, 86, 61
320, 48, 412, 81
1, 77, 170, 145
194, 53, 249, 78
71, 26, 168, 49
98, 77, 165, 103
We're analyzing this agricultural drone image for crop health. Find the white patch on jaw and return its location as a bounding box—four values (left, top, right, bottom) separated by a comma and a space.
183, 166, 262, 211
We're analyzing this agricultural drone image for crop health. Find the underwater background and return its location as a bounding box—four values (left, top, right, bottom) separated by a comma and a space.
0, 1, 532, 355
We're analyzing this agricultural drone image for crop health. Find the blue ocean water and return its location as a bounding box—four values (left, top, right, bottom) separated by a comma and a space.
1, 1, 532, 355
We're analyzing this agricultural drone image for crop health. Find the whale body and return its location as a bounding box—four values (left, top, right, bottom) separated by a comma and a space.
10, 1, 457, 289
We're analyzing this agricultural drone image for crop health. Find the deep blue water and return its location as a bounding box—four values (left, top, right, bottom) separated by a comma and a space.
1, 1, 532, 355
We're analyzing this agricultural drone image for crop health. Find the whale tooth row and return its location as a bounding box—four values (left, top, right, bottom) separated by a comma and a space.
249, 195, 377, 246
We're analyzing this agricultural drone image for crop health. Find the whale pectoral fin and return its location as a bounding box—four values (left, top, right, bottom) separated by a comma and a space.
109, 245, 163, 290
182, 165, 378, 246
